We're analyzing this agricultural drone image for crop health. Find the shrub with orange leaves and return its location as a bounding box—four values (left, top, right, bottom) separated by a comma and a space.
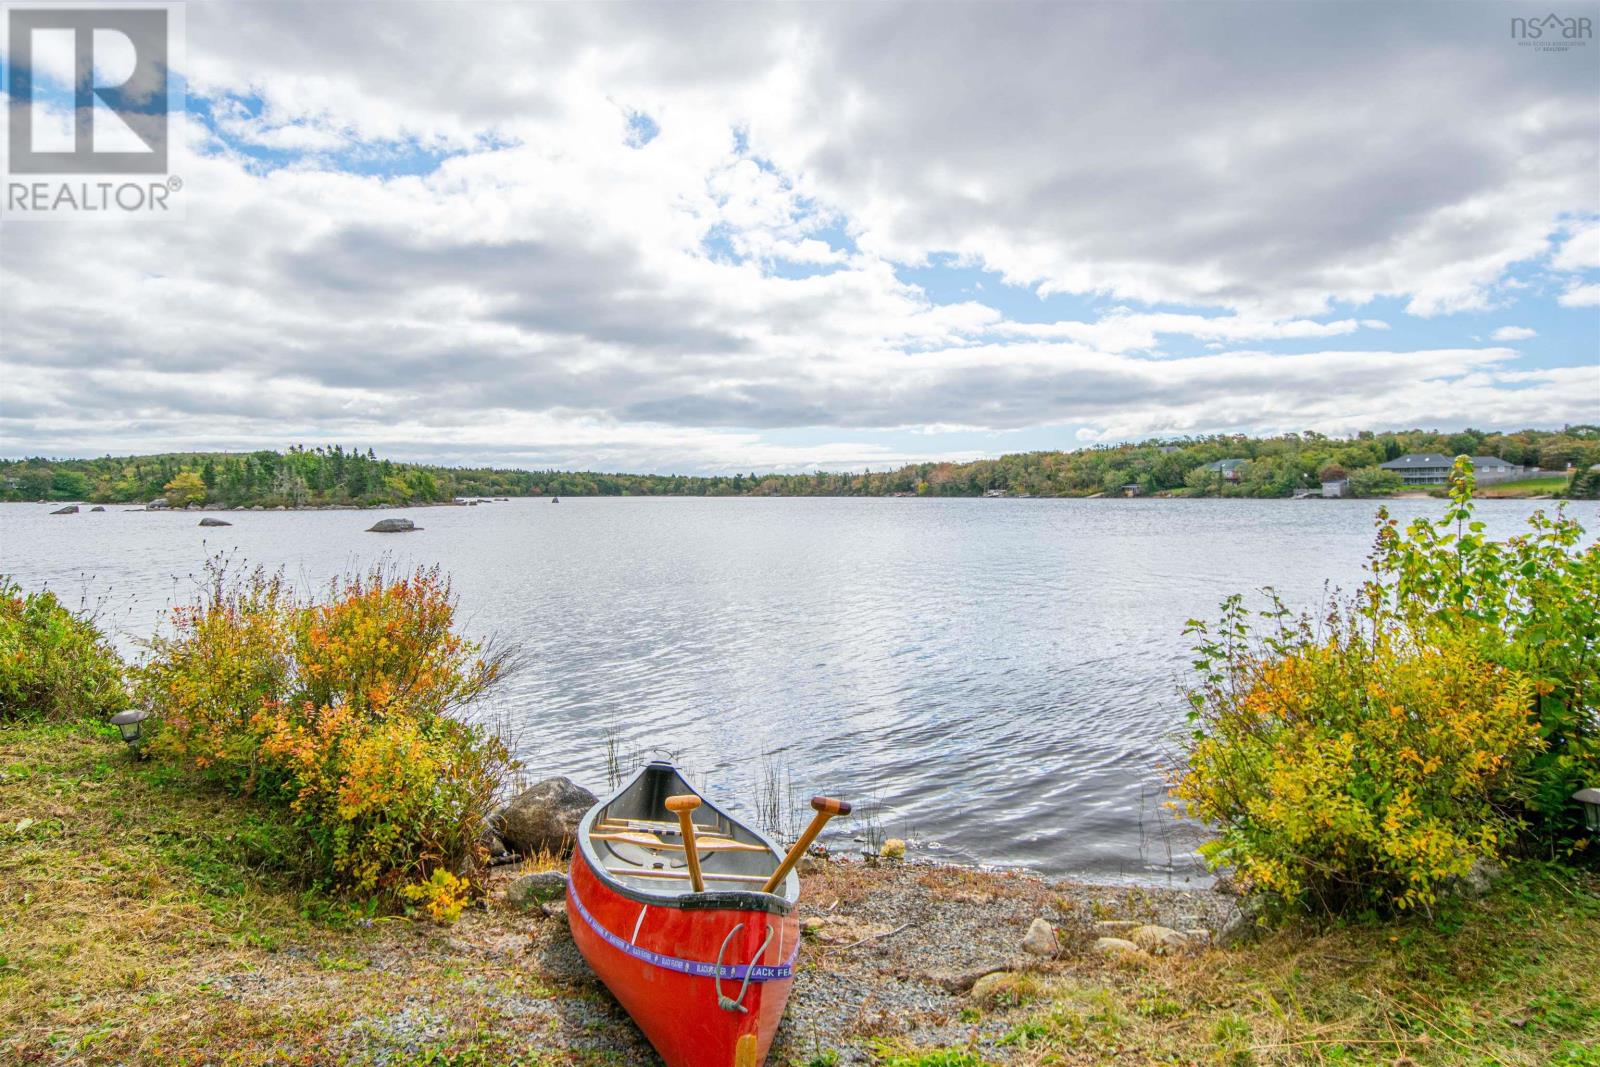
136, 559, 515, 903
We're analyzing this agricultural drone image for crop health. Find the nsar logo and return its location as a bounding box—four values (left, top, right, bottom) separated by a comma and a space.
1510, 12, 1593, 51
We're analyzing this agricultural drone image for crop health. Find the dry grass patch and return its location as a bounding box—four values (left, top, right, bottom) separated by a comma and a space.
988, 867, 1600, 1065
0, 720, 642, 1067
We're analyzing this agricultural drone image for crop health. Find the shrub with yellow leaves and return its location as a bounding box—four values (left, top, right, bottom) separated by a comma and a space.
1174, 599, 1537, 914
400, 868, 471, 924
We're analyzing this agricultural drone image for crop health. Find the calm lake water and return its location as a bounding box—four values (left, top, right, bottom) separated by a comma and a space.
1, 496, 1577, 882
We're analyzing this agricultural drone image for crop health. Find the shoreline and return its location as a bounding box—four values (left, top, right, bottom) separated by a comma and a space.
6, 721, 1597, 1065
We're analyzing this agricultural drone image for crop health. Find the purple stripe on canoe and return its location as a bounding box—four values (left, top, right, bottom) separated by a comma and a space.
568, 874, 797, 982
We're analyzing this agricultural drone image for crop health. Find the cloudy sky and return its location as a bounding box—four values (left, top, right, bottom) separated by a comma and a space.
1, 2, 1597, 474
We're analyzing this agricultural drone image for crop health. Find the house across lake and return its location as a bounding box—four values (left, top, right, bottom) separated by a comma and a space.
1379, 454, 1526, 486
1203, 458, 1248, 482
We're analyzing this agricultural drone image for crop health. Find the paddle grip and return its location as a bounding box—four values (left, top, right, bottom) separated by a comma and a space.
810, 796, 851, 816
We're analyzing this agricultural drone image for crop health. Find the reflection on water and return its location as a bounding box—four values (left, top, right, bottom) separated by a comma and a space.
0, 495, 1568, 882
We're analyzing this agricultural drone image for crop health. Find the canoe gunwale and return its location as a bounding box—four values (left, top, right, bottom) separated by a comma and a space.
572, 760, 798, 916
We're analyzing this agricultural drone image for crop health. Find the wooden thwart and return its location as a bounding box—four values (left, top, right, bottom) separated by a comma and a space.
599, 818, 731, 839
593, 831, 769, 854
606, 866, 772, 884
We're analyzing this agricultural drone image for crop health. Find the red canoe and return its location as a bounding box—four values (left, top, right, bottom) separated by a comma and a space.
567, 761, 839, 1067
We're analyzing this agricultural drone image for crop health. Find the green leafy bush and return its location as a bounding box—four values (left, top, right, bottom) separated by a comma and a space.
1345, 466, 1403, 497
0, 577, 128, 723
136, 562, 515, 900
1372, 459, 1600, 848
1176, 458, 1600, 913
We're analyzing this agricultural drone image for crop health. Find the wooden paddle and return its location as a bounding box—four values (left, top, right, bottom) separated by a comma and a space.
664, 795, 707, 892
761, 796, 850, 894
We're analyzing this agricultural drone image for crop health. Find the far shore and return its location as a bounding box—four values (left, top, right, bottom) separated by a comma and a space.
8, 489, 1575, 513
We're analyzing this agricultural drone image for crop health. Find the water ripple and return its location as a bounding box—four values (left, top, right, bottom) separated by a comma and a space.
0, 496, 1558, 881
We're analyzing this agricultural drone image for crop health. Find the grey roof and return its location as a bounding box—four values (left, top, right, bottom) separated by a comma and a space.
1203, 458, 1248, 471
1379, 454, 1520, 470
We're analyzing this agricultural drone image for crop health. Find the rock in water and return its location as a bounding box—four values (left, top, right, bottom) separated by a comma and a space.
366, 518, 419, 533
51, 505, 79, 515
198, 517, 232, 527
1021, 917, 1060, 956
506, 870, 567, 909
495, 777, 598, 856
89, 506, 106, 512
147, 497, 170, 510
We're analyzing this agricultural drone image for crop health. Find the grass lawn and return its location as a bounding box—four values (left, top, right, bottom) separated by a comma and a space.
4, 719, 1599, 1066
0, 719, 637, 1067
1474, 475, 1574, 498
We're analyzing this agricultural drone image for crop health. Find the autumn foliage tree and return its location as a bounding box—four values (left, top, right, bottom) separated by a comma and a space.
162, 470, 208, 506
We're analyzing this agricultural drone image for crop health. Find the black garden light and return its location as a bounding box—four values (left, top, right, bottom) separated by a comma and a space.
109, 709, 151, 756
1575, 788, 1600, 835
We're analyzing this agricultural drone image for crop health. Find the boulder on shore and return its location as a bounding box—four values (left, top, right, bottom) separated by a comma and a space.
1021, 917, 1060, 956
51, 505, 79, 515
147, 497, 170, 510
198, 517, 232, 527
1092, 936, 1143, 958
1131, 924, 1190, 955
506, 870, 567, 910
494, 776, 598, 856
366, 518, 419, 533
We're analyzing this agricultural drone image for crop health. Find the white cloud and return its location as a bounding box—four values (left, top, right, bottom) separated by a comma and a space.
1551, 218, 1600, 273
1559, 283, 1600, 308
1, 3, 1596, 471
1490, 326, 1537, 341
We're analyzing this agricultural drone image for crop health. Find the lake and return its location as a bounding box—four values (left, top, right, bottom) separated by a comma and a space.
0, 495, 1571, 882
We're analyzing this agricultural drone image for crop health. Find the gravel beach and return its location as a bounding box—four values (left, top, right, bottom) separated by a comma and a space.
314, 858, 1243, 1064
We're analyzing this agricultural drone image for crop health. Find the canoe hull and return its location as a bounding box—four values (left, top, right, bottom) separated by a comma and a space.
568, 853, 798, 1066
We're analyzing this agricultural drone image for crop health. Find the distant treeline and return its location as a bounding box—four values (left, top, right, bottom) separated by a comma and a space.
3, 427, 1597, 506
